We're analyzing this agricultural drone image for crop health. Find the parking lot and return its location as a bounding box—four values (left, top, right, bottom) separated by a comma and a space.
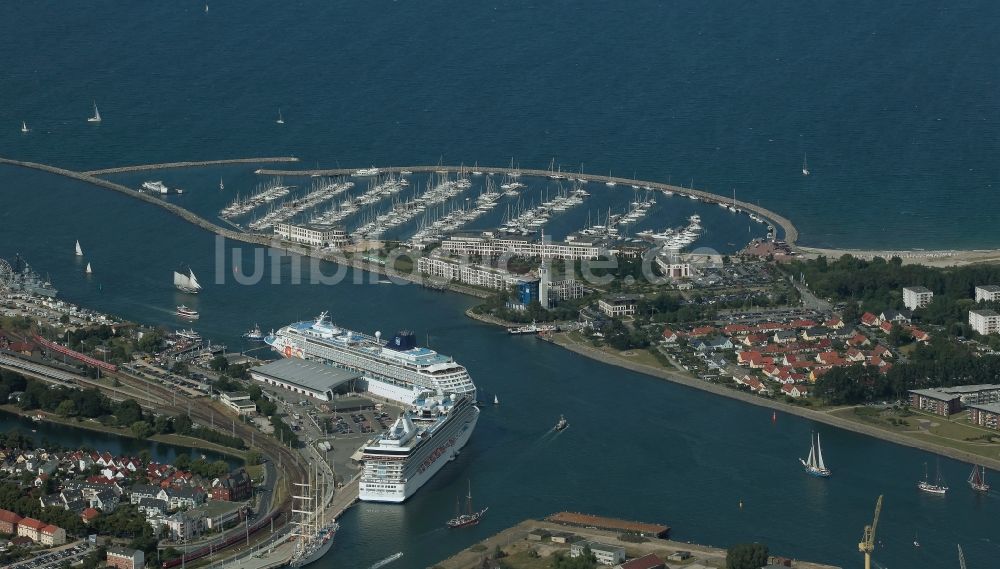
8, 542, 90, 569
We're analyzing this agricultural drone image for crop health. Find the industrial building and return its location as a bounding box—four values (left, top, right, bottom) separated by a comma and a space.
250, 358, 359, 402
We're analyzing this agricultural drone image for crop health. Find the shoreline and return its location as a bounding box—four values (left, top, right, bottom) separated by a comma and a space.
0, 405, 247, 461
543, 332, 1000, 472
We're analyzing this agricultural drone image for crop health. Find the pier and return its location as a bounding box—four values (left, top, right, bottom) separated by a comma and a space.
254, 164, 800, 245
82, 156, 299, 176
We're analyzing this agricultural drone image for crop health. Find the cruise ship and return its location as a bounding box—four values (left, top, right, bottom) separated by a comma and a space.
359, 392, 479, 502
265, 312, 476, 405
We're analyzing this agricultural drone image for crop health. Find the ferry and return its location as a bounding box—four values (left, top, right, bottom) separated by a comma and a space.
507, 322, 559, 335
353, 167, 381, 177
359, 392, 479, 502
176, 305, 200, 319
266, 312, 476, 405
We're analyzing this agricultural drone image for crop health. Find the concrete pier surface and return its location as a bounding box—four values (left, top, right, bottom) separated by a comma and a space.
82, 156, 299, 176
254, 164, 800, 245
432, 518, 841, 569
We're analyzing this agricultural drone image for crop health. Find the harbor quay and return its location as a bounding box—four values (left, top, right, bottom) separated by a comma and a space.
431, 516, 841, 569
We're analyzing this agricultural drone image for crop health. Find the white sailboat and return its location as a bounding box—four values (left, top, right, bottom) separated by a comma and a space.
75, 240, 83, 256
799, 432, 831, 477
276, 108, 285, 125
174, 268, 202, 294
21, 121, 29, 133
801, 153, 809, 176
918, 460, 948, 495
85, 262, 93, 275
88, 101, 102, 123
219, 176, 224, 191
493, 394, 500, 405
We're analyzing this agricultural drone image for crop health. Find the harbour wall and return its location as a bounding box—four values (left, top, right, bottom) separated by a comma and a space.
82, 156, 299, 176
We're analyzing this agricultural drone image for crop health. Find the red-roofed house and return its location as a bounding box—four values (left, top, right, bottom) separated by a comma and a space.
781, 384, 809, 398
0, 508, 22, 534
756, 321, 786, 332
723, 324, 752, 336
743, 333, 770, 347
81, 507, 100, 524
861, 312, 879, 327
871, 345, 893, 359
846, 348, 866, 363
17, 517, 46, 542
879, 321, 894, 334
39, 524, 66, 546
825, 317, 844, 329
618, 553, 667, 569
689, 326, 717, 337
846, 333, 871, 348
791, 319, 817, 329
816, 352, 846, 366
661, 328, 679, 343
911, 328, 930, 343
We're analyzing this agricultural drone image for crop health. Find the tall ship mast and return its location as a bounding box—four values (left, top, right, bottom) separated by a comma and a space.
447, 480, 488, 528
799, 432, 831, 477
359, 391, 479, 502
173, 267, 202, 294
289, 464, 338, 567
968, 464, 990, 493
265, 312, 476, 405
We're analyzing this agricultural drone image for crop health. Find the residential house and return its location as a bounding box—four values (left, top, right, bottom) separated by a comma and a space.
773, 330, 798, 344
106, 546, 145, 569
571, 541, 626, 566
781, 384, 809, 398
210, 469, 253, 502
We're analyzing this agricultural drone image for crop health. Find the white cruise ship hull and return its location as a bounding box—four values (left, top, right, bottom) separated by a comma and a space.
360, 405, 479, 503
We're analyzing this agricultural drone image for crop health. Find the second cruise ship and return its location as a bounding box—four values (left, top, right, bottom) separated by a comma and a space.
264, 312, 476, 405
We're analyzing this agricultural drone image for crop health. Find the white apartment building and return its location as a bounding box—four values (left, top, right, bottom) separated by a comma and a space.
274, 223, 349, 248
970, 309, 1000, 335
439, 234, 613, 260
975, 285, 1000, 303
902, 286, 933, 310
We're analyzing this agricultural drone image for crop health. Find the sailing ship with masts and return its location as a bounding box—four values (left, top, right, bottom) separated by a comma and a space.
918, 461, 948, 495
174, 266, 202, 294
968, 464, 990, 493
446, 480, 488, 529
289, 465, 338, 567
799, 432, 831, 477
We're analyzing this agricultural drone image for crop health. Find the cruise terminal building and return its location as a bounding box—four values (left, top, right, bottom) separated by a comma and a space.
249, 358, 359, 401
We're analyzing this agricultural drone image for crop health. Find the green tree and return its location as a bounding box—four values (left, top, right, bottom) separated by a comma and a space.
174, 453, 191, 471
130, 421, 153, 439
210, 355, 229, 373
56, 399, 78, 418
726, 543, 769, 569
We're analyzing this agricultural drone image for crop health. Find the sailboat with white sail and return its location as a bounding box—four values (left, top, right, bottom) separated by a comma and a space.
75, 240, 83, 257
799, 432, 831, 477
801, 153, 809, 176
173, 267, 202, 294
85, 263, 93, 275
968, 464, 990, 493
88, 101, 102, 123
276, 108, 285, 125
219, 177, 224, 191
21, 121, 29, 133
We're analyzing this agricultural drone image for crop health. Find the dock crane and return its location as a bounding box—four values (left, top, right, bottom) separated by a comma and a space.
958, 544, 967, 569
858, 494, 883, 569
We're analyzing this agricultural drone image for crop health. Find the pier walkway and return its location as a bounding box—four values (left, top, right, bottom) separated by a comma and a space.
82, 156, 299, 176
254, 164, 800, 245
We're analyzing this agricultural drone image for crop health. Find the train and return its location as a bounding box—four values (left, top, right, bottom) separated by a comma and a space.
161, 509, 283, 568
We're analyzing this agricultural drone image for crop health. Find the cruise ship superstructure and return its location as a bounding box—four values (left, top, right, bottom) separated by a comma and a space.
359, 392, 479, 502
265, 312, 476, 405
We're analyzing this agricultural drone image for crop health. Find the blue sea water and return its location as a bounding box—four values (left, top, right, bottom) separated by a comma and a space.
2, 1, 999, 248
1, 2, 999, 568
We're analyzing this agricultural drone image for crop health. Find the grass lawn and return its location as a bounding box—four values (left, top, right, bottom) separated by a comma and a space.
830, 407, 1000, 461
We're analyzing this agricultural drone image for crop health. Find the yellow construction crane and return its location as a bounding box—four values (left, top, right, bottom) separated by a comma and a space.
858, 494, 883, 569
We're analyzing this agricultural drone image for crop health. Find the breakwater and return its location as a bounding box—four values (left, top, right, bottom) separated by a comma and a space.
82, 156, 299, 176
254, 165, 800, 245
